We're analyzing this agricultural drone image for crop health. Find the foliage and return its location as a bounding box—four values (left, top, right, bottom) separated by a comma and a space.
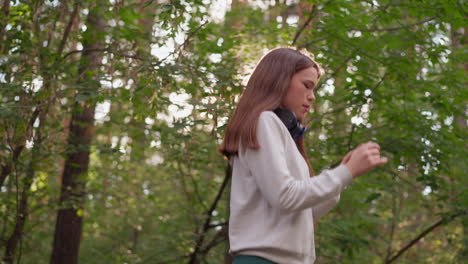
0, 0, 466, 263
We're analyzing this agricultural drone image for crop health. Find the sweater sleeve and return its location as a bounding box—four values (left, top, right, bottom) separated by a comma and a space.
312, 165, 352, 221
244, 112, 353, 213
312, 194, 340, 223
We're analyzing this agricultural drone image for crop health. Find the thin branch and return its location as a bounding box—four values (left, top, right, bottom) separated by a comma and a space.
323, 29, 392, 69
350, 16, 438, 33
291, 0, 334, 46
385, 211, 466, 264
46, 2, 64, 50
4, 128, 42, 264
384, 185, 399, 262
347, 124, 356, 150
64, 47, 157, 63
330, 52, 355, 78
183, 146, 208, 212
298, 36, 328, 49
0, 173, 13, 248
291, 4, 316, 46
200, 226, 228, 257
64, 21, 209, 68
58, 1, 81, 56
188, 163, 231, 264
175, 159, 205, 219
174, 20, 209, 62
62, 48, 97, 58
0, 0, 10, 53
383, 168, 420, 192
0, 108, 39, 188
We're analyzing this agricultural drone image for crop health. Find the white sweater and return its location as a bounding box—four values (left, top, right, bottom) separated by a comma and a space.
229, 111, 353, 264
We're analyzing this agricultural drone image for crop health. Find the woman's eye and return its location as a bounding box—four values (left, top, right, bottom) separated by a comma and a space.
304, 84, 309, 89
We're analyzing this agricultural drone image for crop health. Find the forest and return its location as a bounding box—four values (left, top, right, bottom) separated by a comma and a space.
0, 0, 466, 263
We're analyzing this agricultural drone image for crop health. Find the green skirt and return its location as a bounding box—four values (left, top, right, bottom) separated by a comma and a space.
232, 255, 277, 264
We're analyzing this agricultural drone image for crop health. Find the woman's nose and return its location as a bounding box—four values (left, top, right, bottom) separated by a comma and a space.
307, 91, 315, 101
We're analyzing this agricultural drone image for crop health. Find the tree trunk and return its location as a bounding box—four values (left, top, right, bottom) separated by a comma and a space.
57, 2, 82, 185
50, 1, 106, 264
2, 2, 80, 261
3, 105, 49, 263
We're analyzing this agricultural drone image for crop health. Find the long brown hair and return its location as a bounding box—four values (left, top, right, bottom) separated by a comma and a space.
219, 47, 322, 176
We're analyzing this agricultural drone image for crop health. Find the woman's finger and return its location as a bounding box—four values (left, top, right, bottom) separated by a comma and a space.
372, 156, 388, 166
379, 156, 388, 164
367, 149, 380, 157
366, 142, 380, 150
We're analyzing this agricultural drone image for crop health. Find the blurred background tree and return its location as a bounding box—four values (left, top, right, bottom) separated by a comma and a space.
0, 0, 465, 263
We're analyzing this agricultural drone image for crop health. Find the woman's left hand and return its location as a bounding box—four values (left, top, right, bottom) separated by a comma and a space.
341, 141, 388, 178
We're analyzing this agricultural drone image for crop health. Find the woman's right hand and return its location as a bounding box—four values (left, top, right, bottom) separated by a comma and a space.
341, 141, 388, 178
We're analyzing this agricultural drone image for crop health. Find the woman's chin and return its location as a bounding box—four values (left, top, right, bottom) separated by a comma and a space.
297, 114, 304, 122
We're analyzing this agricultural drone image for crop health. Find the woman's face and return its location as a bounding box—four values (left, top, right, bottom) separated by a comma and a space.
281, 67, 318, 122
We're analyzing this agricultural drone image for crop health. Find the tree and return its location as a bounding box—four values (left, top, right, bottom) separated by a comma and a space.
50, 1, 106, 263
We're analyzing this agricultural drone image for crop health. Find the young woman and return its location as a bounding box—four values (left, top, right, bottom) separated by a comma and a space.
219, 48, 387, 264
